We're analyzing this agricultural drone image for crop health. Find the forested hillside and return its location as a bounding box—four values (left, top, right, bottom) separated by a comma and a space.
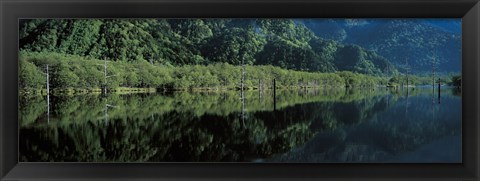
300, 19, 461, 73
19, 19, 397, 75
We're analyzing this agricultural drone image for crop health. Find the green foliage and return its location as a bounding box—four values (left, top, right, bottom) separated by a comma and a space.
19, 58, 46, 90
51, 61, 80, 88
201, 27, 266, 65
387, 73, 454, 87
334, 45, 397, 75
20, 52, 391, 91
450, 75, 461, 87
302, 19, 461, 74
20, 19, 397, 75
168, 19, 213, 44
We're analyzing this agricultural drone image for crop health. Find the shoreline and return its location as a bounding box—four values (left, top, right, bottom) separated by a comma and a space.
19, 86, 375, 96
20, 85, 460, 96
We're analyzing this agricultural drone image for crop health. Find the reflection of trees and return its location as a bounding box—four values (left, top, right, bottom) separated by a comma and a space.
21, 111, 265, 162
451, 87, 461, 97
19, 95, 48, 126
269, 92, 461, 163
20, 88, 390, 126
19, 88, 459, 162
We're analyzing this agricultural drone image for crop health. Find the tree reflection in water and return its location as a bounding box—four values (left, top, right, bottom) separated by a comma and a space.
19, 87, 461, 162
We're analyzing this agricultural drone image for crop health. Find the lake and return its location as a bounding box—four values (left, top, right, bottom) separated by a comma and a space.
19, 87, 462, 162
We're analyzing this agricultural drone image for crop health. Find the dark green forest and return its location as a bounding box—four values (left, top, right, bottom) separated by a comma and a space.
19, 19, 460, 92
301, 19, 462, 73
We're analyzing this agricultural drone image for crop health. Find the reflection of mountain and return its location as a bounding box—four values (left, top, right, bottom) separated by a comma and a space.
389, 136, 461, 162
269, 92, 461, 163
20, 89, 397, 162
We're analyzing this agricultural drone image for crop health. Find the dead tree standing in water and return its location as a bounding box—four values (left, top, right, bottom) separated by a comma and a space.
97, 58, 117, 95
405, 58, 410, 96
44, 65, 50, 123
239, 52, 247, 127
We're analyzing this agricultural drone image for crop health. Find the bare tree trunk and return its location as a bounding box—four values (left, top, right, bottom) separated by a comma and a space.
405, 58, 409, 96
240, 56, 246, 127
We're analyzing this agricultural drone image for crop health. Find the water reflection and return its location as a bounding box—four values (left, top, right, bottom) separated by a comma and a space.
19, 87, 461, 162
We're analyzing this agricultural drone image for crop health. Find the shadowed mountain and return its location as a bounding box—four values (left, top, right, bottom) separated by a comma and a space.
300, 19, 461, 74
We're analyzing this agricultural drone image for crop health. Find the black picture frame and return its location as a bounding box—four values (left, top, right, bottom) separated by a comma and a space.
1, 0, 479, 180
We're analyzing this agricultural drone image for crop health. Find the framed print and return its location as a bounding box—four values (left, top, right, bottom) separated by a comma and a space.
17, 18, 463, 163
1, 0, 479, 180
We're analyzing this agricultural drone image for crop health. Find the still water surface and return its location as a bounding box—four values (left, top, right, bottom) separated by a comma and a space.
19, 87, 461, 162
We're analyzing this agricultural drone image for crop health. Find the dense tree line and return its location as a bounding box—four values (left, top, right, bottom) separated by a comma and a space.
386, 73, 459, 87
20, 52, 387, 92
19, 19, 398, 76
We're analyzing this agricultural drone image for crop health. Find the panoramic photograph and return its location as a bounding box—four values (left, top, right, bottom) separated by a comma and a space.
18, 18, 461, 163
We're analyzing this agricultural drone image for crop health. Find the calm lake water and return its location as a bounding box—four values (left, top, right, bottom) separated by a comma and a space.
19, 87, 462, 162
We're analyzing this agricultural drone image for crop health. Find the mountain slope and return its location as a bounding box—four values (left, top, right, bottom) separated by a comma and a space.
19, 19, 397, 75
301, 19, 461, 74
